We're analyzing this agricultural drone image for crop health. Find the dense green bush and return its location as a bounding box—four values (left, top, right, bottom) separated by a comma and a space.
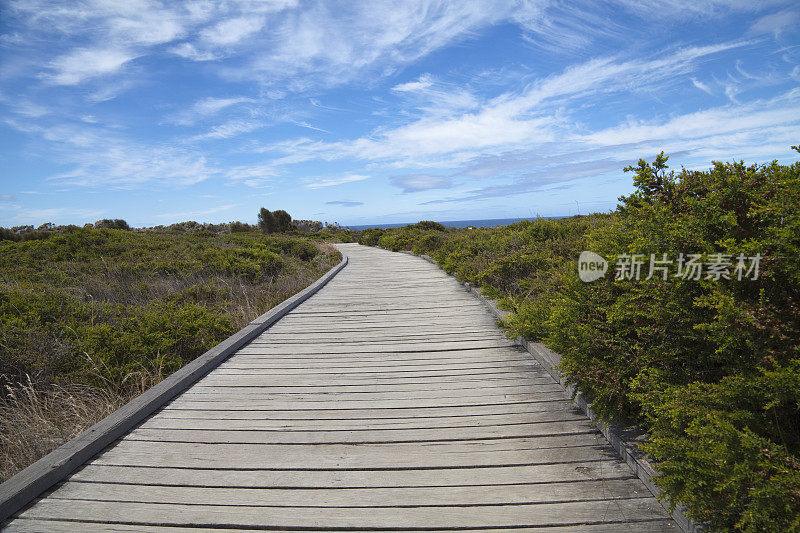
414, 220, 446, 231
0, 228, 340, 392
358, 228, 385, 246
357, 151, 800, 530
547, 153, 800, 530
93, 219, 130, 230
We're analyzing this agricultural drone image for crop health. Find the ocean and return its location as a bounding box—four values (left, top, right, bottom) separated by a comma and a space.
345, 217, 564, 230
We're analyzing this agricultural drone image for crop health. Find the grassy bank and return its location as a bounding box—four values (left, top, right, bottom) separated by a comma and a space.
0, 228, 340, 481
358, 152, 800, 531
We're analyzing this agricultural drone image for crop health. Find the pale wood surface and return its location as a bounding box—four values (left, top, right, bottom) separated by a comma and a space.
5, 243, 678, 531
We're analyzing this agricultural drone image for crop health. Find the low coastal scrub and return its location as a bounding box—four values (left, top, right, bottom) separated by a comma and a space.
0, 228, 340, 481
359, 151, 800, 531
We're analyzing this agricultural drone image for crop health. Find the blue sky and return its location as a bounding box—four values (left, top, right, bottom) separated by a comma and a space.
1, 1, 798, 227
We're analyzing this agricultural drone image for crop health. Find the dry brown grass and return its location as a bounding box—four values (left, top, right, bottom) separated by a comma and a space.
0, 378, 129, 481
0, 351, 169, 481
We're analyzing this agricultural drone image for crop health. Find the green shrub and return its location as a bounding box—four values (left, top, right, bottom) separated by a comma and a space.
414, 220, 446, 231
229, 221, 250, 233
93, 219, 130, 230
358, 228, 385, 246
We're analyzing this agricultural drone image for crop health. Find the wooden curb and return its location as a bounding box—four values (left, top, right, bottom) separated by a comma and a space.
0, 253, 348, 524
404, 250, 703, 533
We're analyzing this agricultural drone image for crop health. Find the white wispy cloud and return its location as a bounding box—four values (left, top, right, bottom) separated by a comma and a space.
188, 119, 263, 141
156, 204, 239, 220
4, 118, 220, 188
3, 0, 797, 213
582, 89, 800, 147
169, 96, 256, 126
748, 9, 800, 36
390, 174, 453, 193
691, 77, 714, 95
201, 16, 266, 46
305, 174, 370, 189
257, 43, 748, 169
45, 48, 139, 85
392, 74, 434, 92
170, 42, 220, 61
326, 200, 364, 206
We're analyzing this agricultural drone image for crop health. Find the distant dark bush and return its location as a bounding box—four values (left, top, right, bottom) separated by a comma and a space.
229, 221, 250, 233
292, 220, 323, 233
94, 219, 130, 230
258, 208, 276, 234
0, 227, 19, 242
273, 210, 292, 232
258, 209, 294, 234
414, 220, 446, 231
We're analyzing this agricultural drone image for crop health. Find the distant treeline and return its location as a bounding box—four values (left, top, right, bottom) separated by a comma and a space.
0, 210, 354, 242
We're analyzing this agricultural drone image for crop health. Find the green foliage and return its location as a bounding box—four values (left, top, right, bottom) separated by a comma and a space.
633, 364, 800, 530
229, 221, 251, 233
258, 208, 277, 234
0, 228, 340, 393
358, 228, 385, 246
414, 220, 446, 231
0, 227, 17, 242
272, 209, 293, 232
356, 152, 800, 530
258, 208, 293, 233
93, 219, 130, 230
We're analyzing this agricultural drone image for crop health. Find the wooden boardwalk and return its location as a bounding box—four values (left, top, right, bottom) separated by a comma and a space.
3, 244, 678, 531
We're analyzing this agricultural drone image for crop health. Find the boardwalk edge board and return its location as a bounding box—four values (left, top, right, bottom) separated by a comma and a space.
0, 253, 349, 524
395, 249, 701, 533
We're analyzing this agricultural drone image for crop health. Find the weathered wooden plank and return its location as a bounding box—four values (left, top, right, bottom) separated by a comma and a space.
266, 323, 495, 334
235, 344, 517, 356
166, 395, 569, 410
15, 498, 671, 528
143, 410, 587, 430
248, 334, 509, 345
3, 518, 681, 532
228, 347, 531, 361
90, 440, 617, 469
68, 459, 635, 487
187, 377, 553, 391
172, 389, 566, 404
125, 420, 597, 444
207, 359, 538, 373
180, 384, 557, 398
158, 401, 577, 417
216, 356, 539, 368
193, 370, 545, 384
186, 373, 550, 387
45, 478, 652, 506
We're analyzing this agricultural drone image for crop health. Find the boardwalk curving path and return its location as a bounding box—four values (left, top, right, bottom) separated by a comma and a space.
3, 243, 678, 531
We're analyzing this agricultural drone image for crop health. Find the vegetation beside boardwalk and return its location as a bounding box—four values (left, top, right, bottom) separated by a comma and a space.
0, 226, 340, 481
359, 150, 800, 531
